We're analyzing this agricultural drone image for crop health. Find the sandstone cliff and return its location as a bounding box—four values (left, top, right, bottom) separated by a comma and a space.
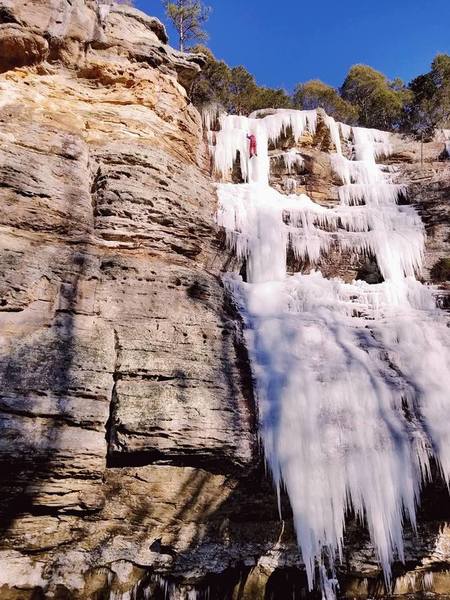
0, 2, 449, 599
0, 2, 256, 596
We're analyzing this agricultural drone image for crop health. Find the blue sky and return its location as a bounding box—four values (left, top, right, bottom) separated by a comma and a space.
134, 0, 450, 92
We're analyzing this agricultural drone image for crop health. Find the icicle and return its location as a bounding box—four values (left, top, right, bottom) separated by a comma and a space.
338, 183, 406, 206
284, 177, 297, 193
320, 566, 339, 600
200, 103, 224, 132
339, 122, 352, 140
424, 572, 434, 590
213, 108, 450, 598
352, 126, 392, 161
213, 110, 320, 184
150, 575, 203, 600
325, 115, 342, 154
283, 149, 304, 174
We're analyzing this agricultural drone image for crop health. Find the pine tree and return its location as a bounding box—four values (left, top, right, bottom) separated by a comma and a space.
163, 0, 211, 52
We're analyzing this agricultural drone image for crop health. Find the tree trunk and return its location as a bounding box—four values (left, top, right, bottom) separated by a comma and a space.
180, 17, 184, 52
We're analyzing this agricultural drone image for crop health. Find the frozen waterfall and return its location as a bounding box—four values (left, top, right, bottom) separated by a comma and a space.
211, 109, 450, 594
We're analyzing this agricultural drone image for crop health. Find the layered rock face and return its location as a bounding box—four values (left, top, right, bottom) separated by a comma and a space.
0, 2, 257, 597
0, 2, 449, 599
390, 139, 450, 305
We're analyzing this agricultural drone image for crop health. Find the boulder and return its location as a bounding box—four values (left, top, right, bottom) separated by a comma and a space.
0, 25, 48, 72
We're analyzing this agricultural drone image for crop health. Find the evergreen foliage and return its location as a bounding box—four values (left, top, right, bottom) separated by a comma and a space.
341, 65, 411, 130
158, 4, 449, 137
293, 79, 358, 123
163, 0, 211, 51
404, 54, 450, 139
191, 46, 292, 114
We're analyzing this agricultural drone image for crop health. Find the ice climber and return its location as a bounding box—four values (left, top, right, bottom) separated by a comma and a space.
247, 133, 257, 158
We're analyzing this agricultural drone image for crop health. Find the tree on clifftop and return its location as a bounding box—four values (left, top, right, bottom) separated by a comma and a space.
341, 64, 411, 130
190, 46, 291, 114
163, 0, 211, 51
293, 79, 358, 124
403, 54, 450, 139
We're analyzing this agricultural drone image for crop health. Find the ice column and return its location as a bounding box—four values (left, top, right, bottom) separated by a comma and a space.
212, 109, 450, 596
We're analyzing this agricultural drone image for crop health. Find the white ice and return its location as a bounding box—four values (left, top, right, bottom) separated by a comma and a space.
151, 576, 201, 600
215, 110, 317, 185
210, 109, 450, 596
283, 149, 305, 174
200, 102, 225, 132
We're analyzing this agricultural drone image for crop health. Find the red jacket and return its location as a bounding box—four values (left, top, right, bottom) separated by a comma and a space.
247, 134, 257, 155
